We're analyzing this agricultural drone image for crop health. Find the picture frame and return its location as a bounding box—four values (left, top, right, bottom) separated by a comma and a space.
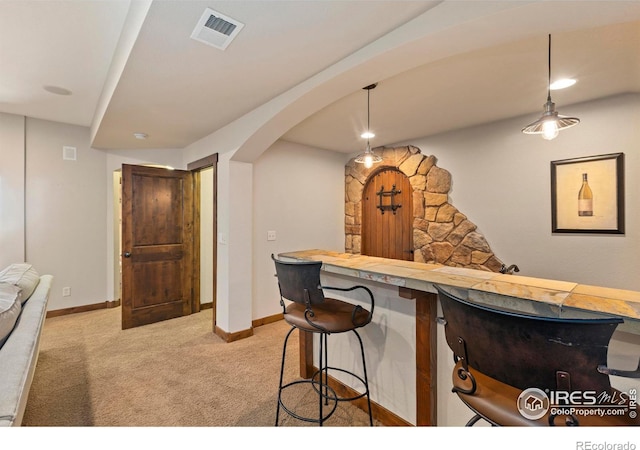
550, 153, 624, 234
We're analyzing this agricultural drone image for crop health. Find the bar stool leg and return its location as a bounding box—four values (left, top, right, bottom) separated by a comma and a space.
318, 332, 324, 426
275, 326, 295, 426
323, 333, 330, 406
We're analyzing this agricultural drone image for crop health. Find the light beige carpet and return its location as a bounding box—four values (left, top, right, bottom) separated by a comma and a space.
22, 307, 376, 427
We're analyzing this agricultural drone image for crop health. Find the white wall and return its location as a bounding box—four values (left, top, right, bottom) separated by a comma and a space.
396, 93, 640, 291
3, 94, 637, 323
0, 113, 25, 267
252, 140, 347, 320
190, 93, 640, 331
319, 272, 418, 424
24, 118, 107, 311
0, 112, 186, 311
215, 154, 254, 333
182, 131, 246, 332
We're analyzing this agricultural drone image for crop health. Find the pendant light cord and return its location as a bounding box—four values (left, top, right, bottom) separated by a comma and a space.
521, 33, 579, 137
547, 34, 552, 102
361, 83, 377, 152
367, 87, 371, 148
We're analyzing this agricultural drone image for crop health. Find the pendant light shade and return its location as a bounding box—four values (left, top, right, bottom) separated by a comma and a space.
355, 83, 383, 168
355, 142, 382, 169
522, 35, 579, 140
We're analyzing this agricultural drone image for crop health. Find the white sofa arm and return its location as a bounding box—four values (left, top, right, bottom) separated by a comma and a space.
0, 274, 52, 426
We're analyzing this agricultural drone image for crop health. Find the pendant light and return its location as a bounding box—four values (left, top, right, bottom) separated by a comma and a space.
355, 83, 383, 168
522, 34, 579, 140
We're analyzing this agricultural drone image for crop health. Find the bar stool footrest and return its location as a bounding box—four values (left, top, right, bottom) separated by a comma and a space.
312, 366, 370, 403
278, 378, 338, 424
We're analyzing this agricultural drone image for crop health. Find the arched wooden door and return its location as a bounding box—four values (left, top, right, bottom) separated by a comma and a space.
362, 168, 413, 261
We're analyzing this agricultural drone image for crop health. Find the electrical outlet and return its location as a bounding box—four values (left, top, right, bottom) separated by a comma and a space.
62, 287, 71, 297
267, 230, 276, 241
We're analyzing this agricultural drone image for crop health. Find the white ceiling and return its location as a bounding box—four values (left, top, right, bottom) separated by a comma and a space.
1, 1, 639, 155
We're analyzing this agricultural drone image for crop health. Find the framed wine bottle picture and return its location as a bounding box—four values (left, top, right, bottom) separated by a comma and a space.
550, 153, 624, 234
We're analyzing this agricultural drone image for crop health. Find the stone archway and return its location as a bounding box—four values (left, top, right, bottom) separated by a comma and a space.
345, 145, 503, 272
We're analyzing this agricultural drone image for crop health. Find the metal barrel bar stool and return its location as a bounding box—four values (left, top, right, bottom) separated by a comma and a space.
272, 254, 375, 426
435, 284, 639, 426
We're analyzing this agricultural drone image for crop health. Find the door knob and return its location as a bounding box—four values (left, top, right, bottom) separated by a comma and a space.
123, 252, 131, 258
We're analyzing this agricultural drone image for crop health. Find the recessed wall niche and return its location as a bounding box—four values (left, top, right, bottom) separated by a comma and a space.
345, 145, 504, 272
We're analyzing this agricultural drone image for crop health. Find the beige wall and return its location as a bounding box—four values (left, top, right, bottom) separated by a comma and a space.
1, 93, 638, 318
0, 113, 185, 312
398, 93, 640, 291
23, 117, 107, 310
252, 140, 348, 320
0, 113, 26, 267
250, 94, 640, 328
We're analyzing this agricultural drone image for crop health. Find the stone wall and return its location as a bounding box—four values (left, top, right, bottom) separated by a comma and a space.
345, 145, 504, 272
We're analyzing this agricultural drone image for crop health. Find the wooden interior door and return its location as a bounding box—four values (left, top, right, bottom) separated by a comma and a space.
121, 164, 194, 329
362, 168, 413, 260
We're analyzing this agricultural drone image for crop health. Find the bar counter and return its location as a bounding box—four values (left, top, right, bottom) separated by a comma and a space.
279, 249, 640, 426
281, 249, 640, 327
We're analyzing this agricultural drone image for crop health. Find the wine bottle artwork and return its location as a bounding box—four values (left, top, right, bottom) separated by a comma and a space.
578, 173, 593, 216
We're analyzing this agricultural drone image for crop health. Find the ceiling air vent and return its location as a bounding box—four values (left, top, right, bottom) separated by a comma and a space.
191, 8, 244, 50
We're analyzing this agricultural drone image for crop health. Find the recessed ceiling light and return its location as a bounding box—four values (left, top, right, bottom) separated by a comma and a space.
550, 78, 576, 90
43, 85, 72, 96
133, 132, 148, 140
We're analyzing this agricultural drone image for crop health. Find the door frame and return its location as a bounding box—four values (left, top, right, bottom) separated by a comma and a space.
187, 154, 218, 328
114, 154, 218, 328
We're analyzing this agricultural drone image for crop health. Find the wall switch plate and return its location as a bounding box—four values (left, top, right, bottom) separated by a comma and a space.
267, 230, 276, 241
62, 287, 71, 297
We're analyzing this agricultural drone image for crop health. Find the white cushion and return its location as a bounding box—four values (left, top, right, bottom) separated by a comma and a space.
0, 283, 22, 347
0, 264, 40, 304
